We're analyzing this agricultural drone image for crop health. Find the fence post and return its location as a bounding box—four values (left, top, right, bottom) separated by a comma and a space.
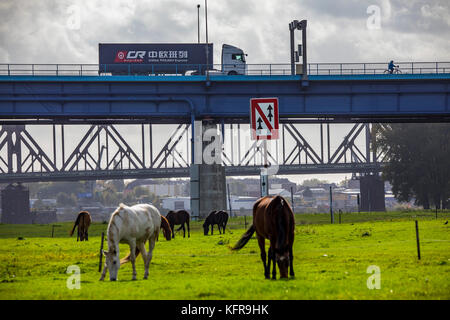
227, 183, 233, 217
415, 220, 421, 260
330, 186, 334, 224
99, 232, 105, 272
51, 225, 55, 238
290, 186, 294, 210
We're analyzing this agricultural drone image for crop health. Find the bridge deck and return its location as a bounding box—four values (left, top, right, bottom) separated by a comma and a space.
1, 73, 450, 82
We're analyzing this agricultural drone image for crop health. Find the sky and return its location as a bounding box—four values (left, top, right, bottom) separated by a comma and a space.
0, 0, 449, 185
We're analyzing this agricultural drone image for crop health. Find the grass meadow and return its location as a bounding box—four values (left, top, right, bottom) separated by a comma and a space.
0, 210, 449, 300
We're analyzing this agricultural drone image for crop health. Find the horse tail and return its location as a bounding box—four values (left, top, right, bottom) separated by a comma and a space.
232, 224, 255, 250
120, 247, 140, 265
69, 213, 82, 236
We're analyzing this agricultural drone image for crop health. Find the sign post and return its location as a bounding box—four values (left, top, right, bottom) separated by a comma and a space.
250, 98, 279, 197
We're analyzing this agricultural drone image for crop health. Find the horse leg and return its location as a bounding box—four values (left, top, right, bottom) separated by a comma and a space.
100, 262, 108, 281
270, 247, 276, 280
187, 220, 190, 238
211, 225, 213, 235
137, 242, 149, 279
257, 235, 269, 279
289, 245, 295, 278
145, 235, 157, 278
218, 223, 222, 234
129, 240, 137, 280
182, 224, 186, 238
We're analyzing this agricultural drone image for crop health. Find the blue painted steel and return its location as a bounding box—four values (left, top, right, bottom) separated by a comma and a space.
0, 74, 448, 121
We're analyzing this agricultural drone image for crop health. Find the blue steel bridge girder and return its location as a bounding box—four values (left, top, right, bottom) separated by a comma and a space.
0, 74, 449, 122
0, 73, 447, 183
0, 122, 383, 183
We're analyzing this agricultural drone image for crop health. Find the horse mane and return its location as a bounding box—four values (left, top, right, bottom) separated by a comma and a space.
160, 215, 172, 241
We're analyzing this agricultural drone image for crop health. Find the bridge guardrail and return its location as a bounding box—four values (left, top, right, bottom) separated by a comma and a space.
0, 62, 449, 76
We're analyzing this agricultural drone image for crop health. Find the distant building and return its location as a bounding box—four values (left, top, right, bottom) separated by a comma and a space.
161, 197, 191, 211
269, 188, 291, 197
228, 196, 258, 211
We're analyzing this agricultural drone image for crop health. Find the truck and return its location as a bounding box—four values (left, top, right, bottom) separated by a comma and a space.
98, 43, 247, 75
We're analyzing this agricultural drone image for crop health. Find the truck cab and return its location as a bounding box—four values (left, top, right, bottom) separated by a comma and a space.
221, 44, 247, 75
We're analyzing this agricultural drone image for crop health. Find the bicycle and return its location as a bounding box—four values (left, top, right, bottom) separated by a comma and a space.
384, 65, 402, 74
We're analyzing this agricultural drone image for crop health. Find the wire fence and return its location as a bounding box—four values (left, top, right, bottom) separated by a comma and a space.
0, 210, 448, 239
0, 62, 449, 76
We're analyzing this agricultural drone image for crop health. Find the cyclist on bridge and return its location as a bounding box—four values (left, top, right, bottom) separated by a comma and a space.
388, 60, 398, 74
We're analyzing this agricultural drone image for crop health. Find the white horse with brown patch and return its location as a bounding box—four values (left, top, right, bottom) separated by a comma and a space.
100, 203, 172, 281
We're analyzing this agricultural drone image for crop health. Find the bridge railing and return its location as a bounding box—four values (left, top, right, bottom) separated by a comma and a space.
0, 62, 449, 76
307, 62, 450, 75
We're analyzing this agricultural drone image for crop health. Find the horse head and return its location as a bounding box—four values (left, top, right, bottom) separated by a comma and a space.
160, 216, 172, 241
103, 248, 120, 281
203, 210, 217, 236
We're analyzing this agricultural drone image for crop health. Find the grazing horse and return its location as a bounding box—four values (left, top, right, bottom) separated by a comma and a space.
100, 203, 172, 281
232, 196, 295, 279
69, 211, 92, 241
203, 210, 228, 235
166, 210, 190, 238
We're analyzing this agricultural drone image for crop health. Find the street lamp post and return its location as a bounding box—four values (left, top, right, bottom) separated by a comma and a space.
205, 0, 209, 77
197, 4, 200, 43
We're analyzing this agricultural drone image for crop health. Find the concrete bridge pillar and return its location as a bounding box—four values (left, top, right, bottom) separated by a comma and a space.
190, 120, 227, 219
360, 174, 385, 212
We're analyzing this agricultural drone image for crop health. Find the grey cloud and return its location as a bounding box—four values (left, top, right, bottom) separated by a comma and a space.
0, 0, 448, 65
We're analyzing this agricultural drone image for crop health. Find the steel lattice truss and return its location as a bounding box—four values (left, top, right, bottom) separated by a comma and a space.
0, 122, 385, 183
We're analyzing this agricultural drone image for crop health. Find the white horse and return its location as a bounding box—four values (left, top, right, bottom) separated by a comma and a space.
100, 203, 172, 281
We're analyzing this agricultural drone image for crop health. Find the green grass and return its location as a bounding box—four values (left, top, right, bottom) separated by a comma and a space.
0, 211, 449, 300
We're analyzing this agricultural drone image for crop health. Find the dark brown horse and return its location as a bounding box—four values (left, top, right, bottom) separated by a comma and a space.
232, 196, 295, 279
166, 210, 190, 238
70, 211, 92, 241
203, 210, 228, 235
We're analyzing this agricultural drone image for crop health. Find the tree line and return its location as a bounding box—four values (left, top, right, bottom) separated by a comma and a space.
373, 123, 449, 209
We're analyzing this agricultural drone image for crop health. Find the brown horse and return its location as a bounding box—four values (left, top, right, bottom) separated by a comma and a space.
203, 210, 228, 235
232, 196, 295, 279
70, 211, 92, 241
166, 210, 190, 238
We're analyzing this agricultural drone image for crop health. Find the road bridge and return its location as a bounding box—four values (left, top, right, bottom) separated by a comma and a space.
0, 62, 448, 216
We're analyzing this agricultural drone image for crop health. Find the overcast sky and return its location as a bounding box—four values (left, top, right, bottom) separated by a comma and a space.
0, 0, 449, 185
1, 0, 449, 64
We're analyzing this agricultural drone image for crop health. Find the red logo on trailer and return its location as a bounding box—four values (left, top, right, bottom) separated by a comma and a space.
250, 97, 279, 140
